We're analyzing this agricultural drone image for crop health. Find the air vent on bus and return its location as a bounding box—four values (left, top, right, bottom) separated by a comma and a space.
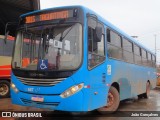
21, 98, 59, 106
17, 77, 65, 86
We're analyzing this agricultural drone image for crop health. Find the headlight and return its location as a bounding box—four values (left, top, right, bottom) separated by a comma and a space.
11, 83, 19, 93
60, 83, 84, 98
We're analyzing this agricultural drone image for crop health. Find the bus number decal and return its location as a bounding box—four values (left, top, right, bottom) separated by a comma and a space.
107, 65, 111, 75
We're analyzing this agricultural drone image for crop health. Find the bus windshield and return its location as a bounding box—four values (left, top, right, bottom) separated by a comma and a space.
12, 23, 82, 71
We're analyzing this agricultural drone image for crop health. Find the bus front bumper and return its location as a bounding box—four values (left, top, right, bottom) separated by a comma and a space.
11, 88, 84, 111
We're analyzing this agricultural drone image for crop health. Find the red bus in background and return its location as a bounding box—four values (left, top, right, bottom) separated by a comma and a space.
0, 35, 15, 98
0, 34, 39, 98
0, 35, 39, 98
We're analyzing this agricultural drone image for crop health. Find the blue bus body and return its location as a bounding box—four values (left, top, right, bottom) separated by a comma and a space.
11, 6, 156, 111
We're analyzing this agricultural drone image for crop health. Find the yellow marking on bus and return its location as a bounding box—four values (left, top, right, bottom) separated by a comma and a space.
0, 75, 10, 77
0, 68, 11, 70
0, 56, 12, 66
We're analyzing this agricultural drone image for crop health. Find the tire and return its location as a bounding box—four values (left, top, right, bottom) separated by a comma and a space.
0, 80, 10, 98
98, 86, 120, 114
138, 94, 143, 99
143, 82, 150, 98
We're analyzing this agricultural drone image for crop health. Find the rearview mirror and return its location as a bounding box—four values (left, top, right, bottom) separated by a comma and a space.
95, 26, 102, 42
4, 22, 18, 44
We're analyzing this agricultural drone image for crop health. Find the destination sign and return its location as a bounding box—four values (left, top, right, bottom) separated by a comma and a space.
25, 10, 69, 24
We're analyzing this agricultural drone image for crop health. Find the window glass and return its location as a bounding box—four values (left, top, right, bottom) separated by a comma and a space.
134, 55, 142, 65
12, 23, 82, 70
134, 44, 142, 65
122, 38, 134, 63
88, 27, 93, 52
107, 29, 110, 42
147, 53, 151, 60
107, 44, 123, 60
147, 52, 152, 67
88, 18, 96, 29
141, 49, 147, 66
123, 51, 134, 63
142, 49, 147, 58
97, 35, 105, 56
88, 17, 105, 69
106, 30, 154, 67
123, 38, 132, 52
134, 44, 140, 56
110, 31, 121, 47
152, 54, 156, 67
107, 29, 123, 60
152, 55, 155, 62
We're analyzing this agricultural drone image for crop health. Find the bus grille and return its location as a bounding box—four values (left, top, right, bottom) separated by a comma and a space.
17, 77, 65, 86
21, 98, 59, 106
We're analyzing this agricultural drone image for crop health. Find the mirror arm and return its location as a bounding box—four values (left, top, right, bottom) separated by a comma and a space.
4, 22, 18, 44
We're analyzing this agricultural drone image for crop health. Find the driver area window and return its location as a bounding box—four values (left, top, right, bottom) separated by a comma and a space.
88, 17, 105, 69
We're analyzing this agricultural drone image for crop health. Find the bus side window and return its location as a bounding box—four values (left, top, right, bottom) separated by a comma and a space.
122, 38, 134, 63
147, 52, 152, 67
152, 55, 156, 67
134, 44, 142, 65
88, 17, 105, 69
141, 49, 147, 66
88, 27, 93, 52
107, 29, 123, 60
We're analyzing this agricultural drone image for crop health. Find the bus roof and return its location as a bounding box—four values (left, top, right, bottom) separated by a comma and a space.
21, 5, 155, 55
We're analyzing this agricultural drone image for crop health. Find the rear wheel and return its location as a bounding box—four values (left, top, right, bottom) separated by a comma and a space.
0, 80, 10, 98
143, 82, 150, 98
138, 94, 143, 99
98, 86, 120, 114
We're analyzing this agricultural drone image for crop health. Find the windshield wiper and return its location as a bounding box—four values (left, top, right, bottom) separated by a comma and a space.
60, 24, 74, 42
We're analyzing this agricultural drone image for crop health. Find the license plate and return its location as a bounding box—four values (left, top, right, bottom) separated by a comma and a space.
31, 96, 44, 102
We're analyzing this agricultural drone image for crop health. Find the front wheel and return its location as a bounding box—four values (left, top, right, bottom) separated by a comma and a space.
98, 86, 120, 114
0, 80, 10, 98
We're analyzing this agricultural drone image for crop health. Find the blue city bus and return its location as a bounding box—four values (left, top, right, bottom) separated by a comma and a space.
11, 6, 156, 113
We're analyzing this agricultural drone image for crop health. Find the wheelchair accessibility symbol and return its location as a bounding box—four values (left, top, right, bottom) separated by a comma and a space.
40, 60, 47, 69
38, 59, 48, 70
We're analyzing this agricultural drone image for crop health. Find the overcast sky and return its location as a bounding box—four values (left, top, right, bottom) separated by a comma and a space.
40, 0, 160, 64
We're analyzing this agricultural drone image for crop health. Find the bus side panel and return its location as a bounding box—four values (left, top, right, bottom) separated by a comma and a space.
107, 60, 132, 100
87, 66, 108, 111
107, 59, 156, 101
71, 63, 108, 111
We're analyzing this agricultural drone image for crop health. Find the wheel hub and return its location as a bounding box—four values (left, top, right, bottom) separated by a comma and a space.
0, 84, 9, 95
